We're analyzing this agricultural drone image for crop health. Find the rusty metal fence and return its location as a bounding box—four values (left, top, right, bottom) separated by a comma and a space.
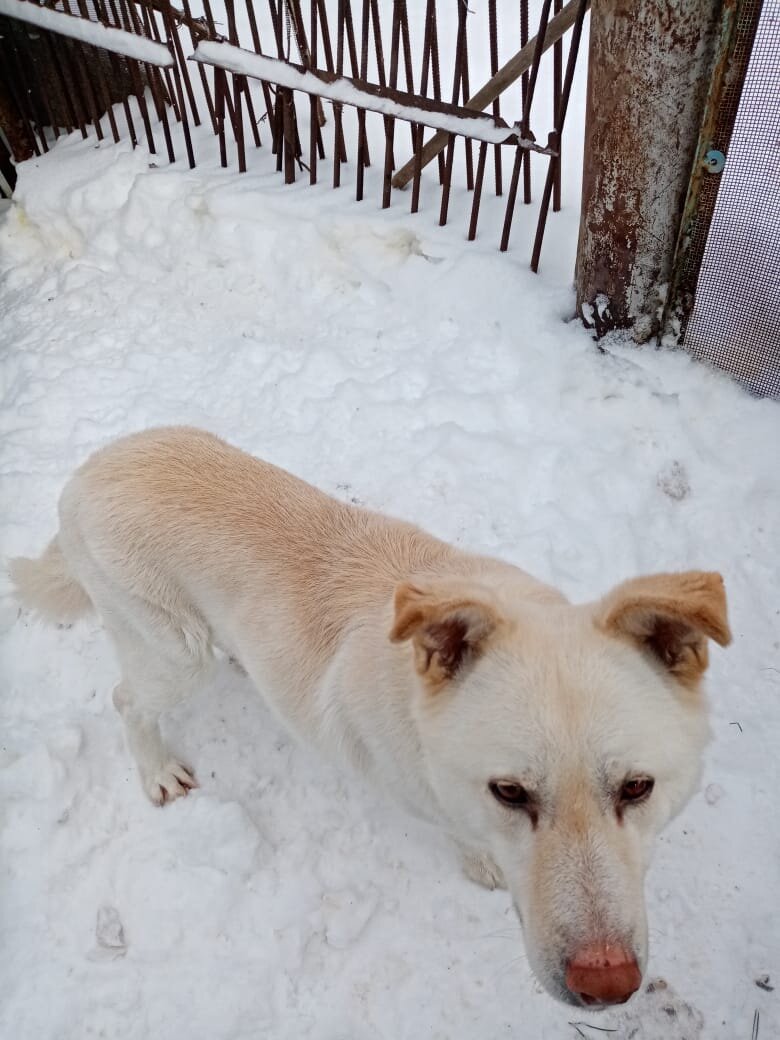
0, 0, 589, 265
666, 0, 780, 398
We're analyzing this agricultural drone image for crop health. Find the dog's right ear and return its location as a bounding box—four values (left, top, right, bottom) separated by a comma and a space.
596, 570, 731, 687
390, 579, 502, 691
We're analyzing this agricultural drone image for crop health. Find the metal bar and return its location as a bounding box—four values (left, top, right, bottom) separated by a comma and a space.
60, 0, 106, 141
128, 0, 173, 160
520, 0, 531, 202
370, 0, 386, 87
309, 0, 318, 182
500, 145, 524, 252
398, 0, 415, 151
54, 12, 91, 140
117, 0, 156, 152
102, 0, 139, 145
520, 0, 553, 129
12, 20, 55, 149
162, 0, 195, 166
553, 0, 562, 210
429, 0, 444, 183
215, 65, 228, 166
275, 89, 284, 170
500, 0, 555, 251
3, 25, 44, 154
139, 1, 176, 115
343, 0, 360, 78
117, 0, 156, 151
225, 0, 246, 172
240, 74, 261, 147
438, 131, 455, 225
243, 0, 276, 146
281, 85, 296, 182
382, 0, 401, 209
287, 0, 323, 158
459, 1, 473, 190
64, 34, 105, 141
419, 0, 437, 184
268, 0, 284, 56
20, 21, 61, 141
530, 0, 588, 269
333, 0, 345, 186
489, 0, 501, 195
355, 0, 369, 200
316, 0, 345, 161
392, 0, 587, 189
269, 0, 302, 167
41, 27, 78, 136
167, 0, 202, 127
75, 0, 120, 142
410, 121, 423, 213
144, 2, 179, 123
467, 140, 488, 240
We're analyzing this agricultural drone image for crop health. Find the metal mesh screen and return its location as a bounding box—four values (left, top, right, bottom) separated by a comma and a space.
683, 0, 780, 398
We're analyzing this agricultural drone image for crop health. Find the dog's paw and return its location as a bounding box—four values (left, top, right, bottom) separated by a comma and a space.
460, 847, 507, 890
143, 761, 198, 806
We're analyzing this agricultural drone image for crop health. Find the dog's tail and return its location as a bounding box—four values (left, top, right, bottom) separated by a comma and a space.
9, 537, 93, 624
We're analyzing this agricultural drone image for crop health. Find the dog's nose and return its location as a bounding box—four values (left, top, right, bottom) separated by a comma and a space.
565, 943, 641, 1006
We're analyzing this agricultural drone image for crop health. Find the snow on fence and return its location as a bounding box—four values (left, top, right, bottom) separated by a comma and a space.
0, 0, 589, 264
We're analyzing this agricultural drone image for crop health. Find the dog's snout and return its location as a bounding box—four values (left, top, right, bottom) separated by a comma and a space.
565, 943, 641, 1006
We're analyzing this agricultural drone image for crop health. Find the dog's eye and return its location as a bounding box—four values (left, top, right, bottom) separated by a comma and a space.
489, 780, 530, 808
619, 777, 655, 804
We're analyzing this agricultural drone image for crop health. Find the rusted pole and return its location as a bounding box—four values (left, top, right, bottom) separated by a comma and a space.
575, 0, 725, 342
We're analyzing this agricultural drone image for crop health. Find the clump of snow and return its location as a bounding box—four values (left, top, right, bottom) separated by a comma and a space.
0, 96, 779, 1040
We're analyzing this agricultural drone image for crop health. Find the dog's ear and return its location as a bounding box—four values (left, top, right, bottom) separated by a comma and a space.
390, 579, 502, 690
596, 571, 731, 685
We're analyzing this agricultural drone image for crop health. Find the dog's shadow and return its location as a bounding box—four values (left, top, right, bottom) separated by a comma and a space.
162, 656, 452, 882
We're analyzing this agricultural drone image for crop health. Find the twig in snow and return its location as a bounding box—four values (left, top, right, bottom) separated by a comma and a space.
568, 1023, 617, 1036
730, 721, 743, 732
751, 1009, 760, 1040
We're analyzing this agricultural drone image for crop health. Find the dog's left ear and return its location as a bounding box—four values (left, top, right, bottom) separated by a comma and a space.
390, 579, 502, 690
596, 571, 732, 685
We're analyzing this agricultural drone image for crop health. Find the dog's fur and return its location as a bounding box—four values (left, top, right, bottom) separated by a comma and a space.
10, 427, 731, 1005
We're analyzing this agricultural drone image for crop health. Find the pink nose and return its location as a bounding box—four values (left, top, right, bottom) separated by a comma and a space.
565, 943, 642, 1006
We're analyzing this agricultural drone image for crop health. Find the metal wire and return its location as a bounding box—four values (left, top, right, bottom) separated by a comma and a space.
682, 0, 780, 398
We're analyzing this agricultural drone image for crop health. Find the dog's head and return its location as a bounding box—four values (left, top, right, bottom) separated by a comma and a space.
390, 570, 731, 1007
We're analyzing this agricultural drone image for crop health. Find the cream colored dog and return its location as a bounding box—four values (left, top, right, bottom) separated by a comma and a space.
11, 427, 731, 1007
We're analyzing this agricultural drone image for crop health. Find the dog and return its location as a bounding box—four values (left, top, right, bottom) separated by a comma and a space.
10, 426, 731, 1007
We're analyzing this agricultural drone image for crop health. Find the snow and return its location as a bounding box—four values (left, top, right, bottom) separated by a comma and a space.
191, 41, 549, 152
0, 0, 174, 66
1, 36, 780, 1040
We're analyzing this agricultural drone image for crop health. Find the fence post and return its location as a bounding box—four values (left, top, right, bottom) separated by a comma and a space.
574, 0, 726, 342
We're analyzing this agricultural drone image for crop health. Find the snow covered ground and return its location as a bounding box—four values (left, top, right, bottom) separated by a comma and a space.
1, 31, 780, 1040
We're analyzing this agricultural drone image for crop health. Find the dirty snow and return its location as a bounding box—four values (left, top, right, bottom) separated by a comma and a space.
1, 26, 780, 1040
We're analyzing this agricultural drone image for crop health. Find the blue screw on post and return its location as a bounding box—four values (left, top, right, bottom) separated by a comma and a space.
702, 149, 726, 173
